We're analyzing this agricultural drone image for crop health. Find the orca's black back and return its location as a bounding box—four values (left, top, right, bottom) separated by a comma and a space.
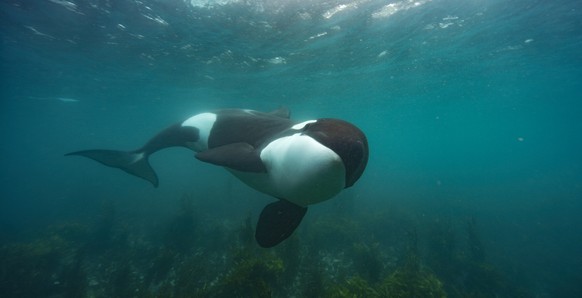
208, 109, 295, 149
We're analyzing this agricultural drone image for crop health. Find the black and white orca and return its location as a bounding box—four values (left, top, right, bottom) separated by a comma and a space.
66, 108, 369, 247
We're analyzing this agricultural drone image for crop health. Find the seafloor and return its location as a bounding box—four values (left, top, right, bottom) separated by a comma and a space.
0, 194, 529, 298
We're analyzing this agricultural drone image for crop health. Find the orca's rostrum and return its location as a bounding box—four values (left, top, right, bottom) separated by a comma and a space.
66, 108, 369, 247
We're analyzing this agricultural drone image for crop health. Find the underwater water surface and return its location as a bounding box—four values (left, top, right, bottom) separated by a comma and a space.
1, 0, 582, 297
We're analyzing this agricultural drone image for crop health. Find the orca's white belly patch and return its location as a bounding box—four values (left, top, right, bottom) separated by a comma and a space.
232, 134, 346, 207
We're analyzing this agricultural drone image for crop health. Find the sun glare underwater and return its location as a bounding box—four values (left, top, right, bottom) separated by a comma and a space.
1, 0, 582, 297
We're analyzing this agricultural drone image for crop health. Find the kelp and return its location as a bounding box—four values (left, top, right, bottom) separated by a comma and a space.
0, 195, 532, 297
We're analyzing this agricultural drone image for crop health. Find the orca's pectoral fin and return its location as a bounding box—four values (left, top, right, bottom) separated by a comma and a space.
195, 143, 266, 172
255, 200, 307, 248
65, 149, 159, 187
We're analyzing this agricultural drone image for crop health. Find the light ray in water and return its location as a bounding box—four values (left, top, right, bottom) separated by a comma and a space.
28, 96, 80, 103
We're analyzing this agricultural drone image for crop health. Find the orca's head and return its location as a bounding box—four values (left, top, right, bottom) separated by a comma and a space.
301, 119, 369, 188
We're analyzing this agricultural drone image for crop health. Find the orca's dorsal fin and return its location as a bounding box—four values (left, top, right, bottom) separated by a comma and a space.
268, 107, 290, 119
195, 143, 266, 172
255, 199, 307, 248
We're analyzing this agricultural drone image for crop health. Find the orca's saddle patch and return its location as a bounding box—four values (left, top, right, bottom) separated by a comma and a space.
255, 200, 307, 248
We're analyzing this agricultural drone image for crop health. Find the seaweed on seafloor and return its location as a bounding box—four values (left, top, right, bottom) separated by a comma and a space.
351, 242, 383, 283
174, 214, 284, 298
300, 258, 327, 298
306, 216, 361, 250
324, 227, 445, 298
47, 222, 92, 244
447, 217, 529, 297
0, 223, 90, 298
211, 249, 284, 298
426, 218, 458, 284
238, 212, 255, 251
81, 200, 133, 258
85, 200, 117, 254
424, 217, 530, 298
62, 249, 88, 298
83, 246, 148, 298
0, 195, 538, 298
142, 245, 210, 297
274, 233, 302, 282
171, 253, 210, 298
377, 227, 446, 298
377, 267, 446, 298
144, 248, 177, 288
0, 236, 66, 297
325, 275, 379, 298
110, 263, 134, 297
162, 193, 199, 254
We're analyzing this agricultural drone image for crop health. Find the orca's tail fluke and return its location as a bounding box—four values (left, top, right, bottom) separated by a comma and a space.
65, 149, 159, 187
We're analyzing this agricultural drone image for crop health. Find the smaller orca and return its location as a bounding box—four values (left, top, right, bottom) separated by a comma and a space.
66, 108, 369, 247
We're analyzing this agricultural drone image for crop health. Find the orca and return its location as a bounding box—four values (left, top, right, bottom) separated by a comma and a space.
66, 108, 368, 247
